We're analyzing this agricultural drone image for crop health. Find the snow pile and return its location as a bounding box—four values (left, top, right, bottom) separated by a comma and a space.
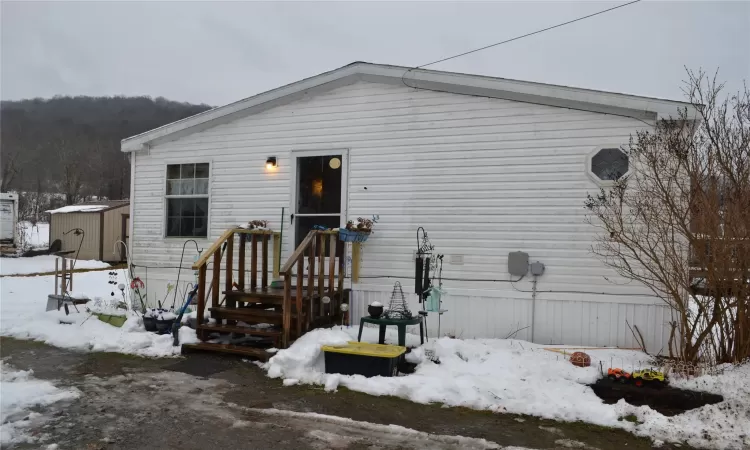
614, 362, 750, 449
0, 255, 110, 276
144, 308, 177, 321
0, 270, 199, 357
0, 361, 79, 445
263, 326, 750, 449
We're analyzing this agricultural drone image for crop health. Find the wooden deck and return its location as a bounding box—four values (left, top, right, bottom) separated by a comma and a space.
189, 228, 352, 359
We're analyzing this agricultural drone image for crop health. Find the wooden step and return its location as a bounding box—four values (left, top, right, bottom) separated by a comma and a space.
224, 286, 327, 304
209, 306, 304, 325
181, 342, 272, 361
197, 323, 281, 338
224, 287, 286, 305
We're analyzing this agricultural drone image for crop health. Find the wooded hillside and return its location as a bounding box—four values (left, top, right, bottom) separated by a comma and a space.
1, 96, 212, 209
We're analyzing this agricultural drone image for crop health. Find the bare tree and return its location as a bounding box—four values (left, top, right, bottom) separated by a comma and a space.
585, 70, 749, 363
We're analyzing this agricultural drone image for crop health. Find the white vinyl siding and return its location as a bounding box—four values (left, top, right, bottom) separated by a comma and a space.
131, 81, 671, 351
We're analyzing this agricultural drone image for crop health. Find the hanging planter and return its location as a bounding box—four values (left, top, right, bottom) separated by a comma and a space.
340, 218, 373, 242
339, 228, 371, 243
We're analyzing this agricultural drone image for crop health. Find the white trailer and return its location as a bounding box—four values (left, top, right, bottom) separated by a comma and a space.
0, 192, 19, 252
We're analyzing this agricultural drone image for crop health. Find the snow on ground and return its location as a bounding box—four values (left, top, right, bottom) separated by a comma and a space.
615, 362, 750, 449
0, 255, 110, 276
263, 326, 750, 449
0, 361, 80, 445
0, 269, 199, 357
19, 222, 49, 249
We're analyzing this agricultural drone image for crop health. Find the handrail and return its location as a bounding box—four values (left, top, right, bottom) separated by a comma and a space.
280, 230, 317, 273
192, 228, 279, 270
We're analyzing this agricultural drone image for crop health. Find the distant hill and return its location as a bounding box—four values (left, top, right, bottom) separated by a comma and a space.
0, 96, 212, 204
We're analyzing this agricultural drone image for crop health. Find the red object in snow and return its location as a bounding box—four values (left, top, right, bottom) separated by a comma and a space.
569, 351, 591, 367
130, 277, 145, 290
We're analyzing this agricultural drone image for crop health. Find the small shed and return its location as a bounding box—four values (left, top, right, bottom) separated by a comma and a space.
47, 200, 130, 262
0, 192, 19, 247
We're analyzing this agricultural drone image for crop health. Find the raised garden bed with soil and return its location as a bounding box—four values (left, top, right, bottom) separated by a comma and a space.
589, 377, 724, 416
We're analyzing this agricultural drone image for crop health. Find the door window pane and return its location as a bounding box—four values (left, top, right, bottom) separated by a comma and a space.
297, 156, 342, 214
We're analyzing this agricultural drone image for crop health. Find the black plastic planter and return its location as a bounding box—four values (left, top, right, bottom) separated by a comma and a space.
368, 305, 384, 318
155, 319, 175, 334
143, 316, 157, 332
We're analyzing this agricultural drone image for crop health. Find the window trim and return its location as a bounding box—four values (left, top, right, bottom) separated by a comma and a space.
163, 160, 212, 240
585, 145, 631, 186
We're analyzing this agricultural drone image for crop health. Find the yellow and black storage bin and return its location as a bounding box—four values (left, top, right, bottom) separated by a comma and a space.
321, 341, 406, 377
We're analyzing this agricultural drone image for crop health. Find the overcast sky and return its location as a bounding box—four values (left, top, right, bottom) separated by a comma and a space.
2, 1, 748, 106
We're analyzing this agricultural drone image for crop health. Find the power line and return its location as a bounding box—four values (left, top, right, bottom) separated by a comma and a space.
416, 0, 642, 69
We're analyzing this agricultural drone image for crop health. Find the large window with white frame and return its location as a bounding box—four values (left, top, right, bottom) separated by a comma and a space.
165, 163, 209, 237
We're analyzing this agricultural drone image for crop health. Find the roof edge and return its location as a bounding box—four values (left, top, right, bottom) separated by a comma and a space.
121, 62, 697, 152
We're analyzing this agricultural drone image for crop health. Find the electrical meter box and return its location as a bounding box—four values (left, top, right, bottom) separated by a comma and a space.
530, 261, 545, 276
507, 252, 529, 277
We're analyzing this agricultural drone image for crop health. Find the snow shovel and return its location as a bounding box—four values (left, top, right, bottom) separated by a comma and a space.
172, 284, 200, 347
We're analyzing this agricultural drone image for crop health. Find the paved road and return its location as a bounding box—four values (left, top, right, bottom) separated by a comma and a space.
1, 338, 678, 450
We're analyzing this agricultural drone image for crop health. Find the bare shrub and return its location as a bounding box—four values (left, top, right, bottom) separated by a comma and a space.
585, 70, 749, 363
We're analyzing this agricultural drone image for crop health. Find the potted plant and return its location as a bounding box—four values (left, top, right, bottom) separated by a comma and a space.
240, 219, 269, 230
143, 309, 159, 332
154, 310, 177, 334
339, 217, 374, 242
367, 301, 384, 319
87, 297, 128, 328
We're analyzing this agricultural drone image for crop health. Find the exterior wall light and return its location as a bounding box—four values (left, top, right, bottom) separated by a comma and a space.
266, 157, 277, 170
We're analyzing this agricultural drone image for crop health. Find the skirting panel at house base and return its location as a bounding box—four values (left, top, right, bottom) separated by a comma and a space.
349, 291, 674, 355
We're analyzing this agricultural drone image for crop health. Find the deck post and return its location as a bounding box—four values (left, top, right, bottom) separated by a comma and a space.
250, 234, 258, 290
328, 234, 336, 300
317, 234, 324, 301
282, 275, 291, 347
238, 233, 246, 291
262, 234, 269, 289
272, 233, 281, 279
296, 258, 304, 336
352, 242, 361, 284
197, 265, 207, 339
307, 237, 316, 327
337, 241, 345, 310
212, 248, 221, 312
225, 233, 234, 293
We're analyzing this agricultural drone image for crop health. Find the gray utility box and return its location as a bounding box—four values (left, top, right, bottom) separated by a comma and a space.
508, 251, 529, 277
530, 261, 545, 276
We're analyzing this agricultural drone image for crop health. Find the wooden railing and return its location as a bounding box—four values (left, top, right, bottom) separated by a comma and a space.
191, 228, 281, 334
281, 230, 352, 347
192, 227, 363, 348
